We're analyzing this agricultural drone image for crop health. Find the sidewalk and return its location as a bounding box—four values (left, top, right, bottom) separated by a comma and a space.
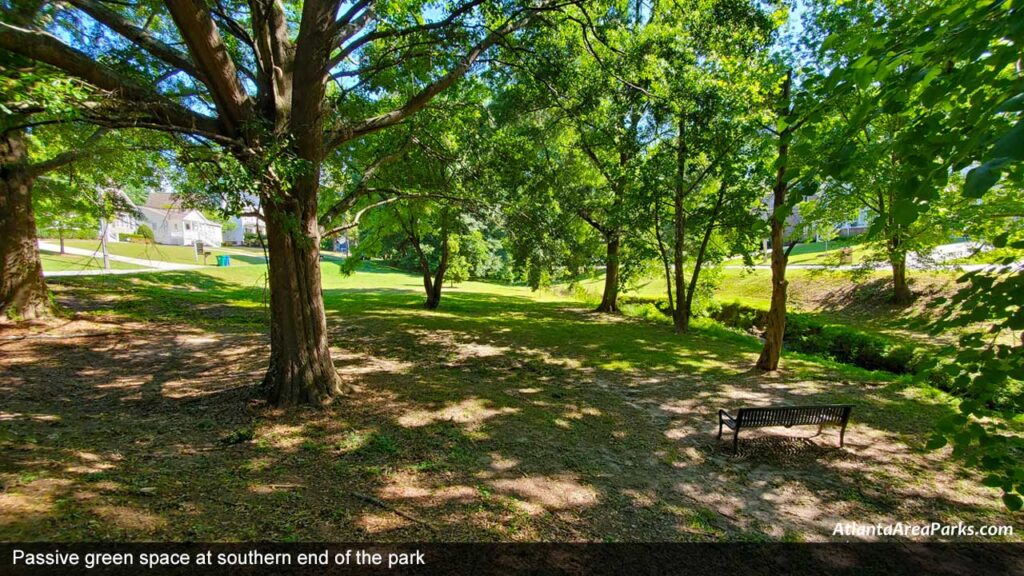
38, 241, 206, 271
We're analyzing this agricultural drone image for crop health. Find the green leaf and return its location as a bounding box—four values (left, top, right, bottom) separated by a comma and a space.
982, 475, 1004, 488
1002, 493, 1023, 511
964, 162, 1002, 198
992, 233, 1009, 248
991, 119, 1024, 161
925, 434, 948, 450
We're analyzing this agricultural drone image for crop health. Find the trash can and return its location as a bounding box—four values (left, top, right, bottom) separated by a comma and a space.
216, 255, 230, 267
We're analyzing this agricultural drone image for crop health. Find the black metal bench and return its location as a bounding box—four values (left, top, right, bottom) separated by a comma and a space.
718, 404, 853, 454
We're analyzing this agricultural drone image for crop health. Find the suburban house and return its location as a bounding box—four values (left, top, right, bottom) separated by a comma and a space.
101, 192, 223, 247
222, 194, 264, 246
837, 208, 870, 237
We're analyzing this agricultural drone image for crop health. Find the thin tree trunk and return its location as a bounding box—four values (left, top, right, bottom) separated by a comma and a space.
596, 235, 620, 312
0, 128, 52, 322
886, 201, 913, 304
59, 226, 65, 254
427, 216, 450, 310
653, 205, 674, 318
672, 112, 687, 332
682, 183, 726, 330
426, 240, 448, 310
756, 72, 793, 372
673, 198, 686, 332
891, 253, 912, 304
261, 190, 345, 406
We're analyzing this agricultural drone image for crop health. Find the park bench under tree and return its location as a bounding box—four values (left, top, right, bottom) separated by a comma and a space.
717, 404, 854, 454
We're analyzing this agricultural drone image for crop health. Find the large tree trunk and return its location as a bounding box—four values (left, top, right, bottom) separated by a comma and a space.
756, 72, 793, 372
261, 191, 344, 406
596, 236, 620, 313
0, 129, 51, 322
890, 254, 912, 305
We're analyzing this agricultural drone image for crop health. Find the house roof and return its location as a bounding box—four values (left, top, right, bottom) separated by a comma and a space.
138, 205, 221, 228
144, 192, 179, 210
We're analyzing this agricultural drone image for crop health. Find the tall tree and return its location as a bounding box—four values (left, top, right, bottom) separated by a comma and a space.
1, 0, 556, 404
1, 97, 109, 320
823, 0, 1024, 509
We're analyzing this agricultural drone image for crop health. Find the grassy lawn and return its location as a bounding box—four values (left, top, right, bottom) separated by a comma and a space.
47, 239, 277, 266
39, 251, 145, 272
722, 238, 867, 267
0, 263, 1018, 542
570, 265, 960, 347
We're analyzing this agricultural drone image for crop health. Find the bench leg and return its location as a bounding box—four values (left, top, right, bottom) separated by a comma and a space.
732, 429, 739, 455
717, 416, 723, 440
839, 422, 848, 448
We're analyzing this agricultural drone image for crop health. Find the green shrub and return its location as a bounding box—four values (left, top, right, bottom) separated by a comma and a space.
711, 302, 921, 375
136, 224, 154, 241
617, 295, 671, 317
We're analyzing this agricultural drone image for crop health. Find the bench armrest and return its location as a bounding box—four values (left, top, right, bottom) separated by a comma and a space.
719, 409, 737, 429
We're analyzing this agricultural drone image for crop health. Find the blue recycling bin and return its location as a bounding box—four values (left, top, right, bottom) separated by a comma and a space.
216, 255, 230, 267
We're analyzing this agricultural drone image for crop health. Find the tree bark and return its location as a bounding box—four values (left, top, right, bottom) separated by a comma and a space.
682, 183, 726, 331
261, 190, 345, 406
653, 205, 675, 319
891, 253, 912, 304
672, 112, 687, 332
0, 128, 52, 322
756, 72, 793, 372
596, 236, 620, 313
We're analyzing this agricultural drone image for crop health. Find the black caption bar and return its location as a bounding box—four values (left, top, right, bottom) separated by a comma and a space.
2, 543, 1023, 576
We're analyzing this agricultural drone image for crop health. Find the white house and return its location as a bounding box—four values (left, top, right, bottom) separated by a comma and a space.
101, 211, 139, 242
101, 192, 223, 247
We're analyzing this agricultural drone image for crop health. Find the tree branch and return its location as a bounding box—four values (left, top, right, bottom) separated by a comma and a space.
24, 128, 109, 178
0, 22, 224, 138
67, 0, 205, 82
164, 0, 253, 135
330, 0, 554, 148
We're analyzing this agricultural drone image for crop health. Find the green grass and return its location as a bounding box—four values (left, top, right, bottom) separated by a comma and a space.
723, 238, 869, 267
3, 260, 1015, 543
39, 250, 143, 272
47, 239, 279, 266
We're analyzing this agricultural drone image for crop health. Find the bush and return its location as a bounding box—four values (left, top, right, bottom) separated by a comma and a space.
617, 295, 672, 317
711, 302, 923, 375
136, 224, 154, 241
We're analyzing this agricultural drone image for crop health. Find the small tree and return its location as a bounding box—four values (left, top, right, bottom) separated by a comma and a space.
136, 224, 154, 242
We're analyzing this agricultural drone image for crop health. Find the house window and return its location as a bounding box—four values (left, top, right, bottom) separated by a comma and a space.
185, 223, 192, 231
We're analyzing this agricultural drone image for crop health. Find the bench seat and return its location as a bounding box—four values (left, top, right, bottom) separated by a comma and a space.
718, 404, 854, 454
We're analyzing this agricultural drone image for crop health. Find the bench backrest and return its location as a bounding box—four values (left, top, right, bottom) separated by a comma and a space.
737, 404, 852, 428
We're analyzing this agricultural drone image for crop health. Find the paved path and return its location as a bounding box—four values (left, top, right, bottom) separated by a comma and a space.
724, 262, 1021, 272
728, 242, 1021, 273
44, 267, 181, 277
39, 241, 206, 270
39, 241, 207, 277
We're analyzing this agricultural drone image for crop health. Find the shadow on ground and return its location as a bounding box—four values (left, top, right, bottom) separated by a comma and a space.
0, 271, 1017, 542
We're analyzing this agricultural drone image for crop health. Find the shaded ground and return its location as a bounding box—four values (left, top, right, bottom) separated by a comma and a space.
0, 271, 1019, 542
